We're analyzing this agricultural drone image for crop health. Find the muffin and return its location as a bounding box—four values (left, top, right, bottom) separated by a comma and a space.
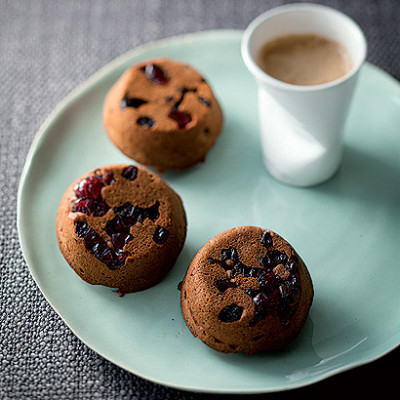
103, 58, 223, 172
180, 226, 313, 354
56, 164, 186, 294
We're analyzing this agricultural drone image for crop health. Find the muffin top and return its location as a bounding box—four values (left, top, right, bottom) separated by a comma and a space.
56, 164, 187, 294
103, 57, 223, 171
180, 226, 313, 353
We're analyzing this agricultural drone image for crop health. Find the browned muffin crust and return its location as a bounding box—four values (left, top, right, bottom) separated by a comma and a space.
180, 226, 313, 354
103, 58, 223, 172
56, 164, 186, 294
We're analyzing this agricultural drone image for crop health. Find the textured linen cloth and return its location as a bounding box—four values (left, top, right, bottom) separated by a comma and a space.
1, 1, 399, 399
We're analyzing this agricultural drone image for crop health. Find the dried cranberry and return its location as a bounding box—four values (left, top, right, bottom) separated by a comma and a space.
75, 222, 99, 245
143, 64, 169, 85
92, 242, 114, 265
168, 110, 192, 129
72, 170, 166, 270
113, 202, 136, 220
256, 271, 277, 291
105, 215, 130, 236
73, 198, 109, 217
218, 304, 243, 322
111, 233, 132, 250
74, 176, 104, 199
72, 170, 115, 217
101, 170, 115, 186
114, 249, 129, 267
121, 166, 138, 181
73, 198, 90, 215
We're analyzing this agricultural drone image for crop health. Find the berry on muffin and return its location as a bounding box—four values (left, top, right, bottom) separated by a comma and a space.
180, 226, 313, 354
103, 58, 223, 172
56, 164, 187, 294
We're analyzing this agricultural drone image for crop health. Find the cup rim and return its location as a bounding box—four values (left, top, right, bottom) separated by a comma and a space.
241, 3, 368, 92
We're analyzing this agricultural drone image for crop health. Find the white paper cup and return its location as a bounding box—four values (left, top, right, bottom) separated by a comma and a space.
241, 3, 367, 186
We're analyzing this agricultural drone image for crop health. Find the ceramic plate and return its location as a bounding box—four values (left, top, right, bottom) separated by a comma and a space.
17, 30, 400, 393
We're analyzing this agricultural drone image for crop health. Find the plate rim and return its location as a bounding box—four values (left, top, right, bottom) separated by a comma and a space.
17, 29, 400, 394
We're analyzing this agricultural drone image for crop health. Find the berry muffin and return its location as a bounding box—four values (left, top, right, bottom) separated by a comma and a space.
56, 164, 186, 294
103, 58, 223, 172
180, 226, 313, 354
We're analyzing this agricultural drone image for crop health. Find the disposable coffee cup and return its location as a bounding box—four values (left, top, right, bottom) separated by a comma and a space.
241, 3, 367, 187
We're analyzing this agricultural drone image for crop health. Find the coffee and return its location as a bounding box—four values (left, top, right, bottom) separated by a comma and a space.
258, 34, 352, 85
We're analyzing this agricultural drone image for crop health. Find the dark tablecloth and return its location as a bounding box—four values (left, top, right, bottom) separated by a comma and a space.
1, 1, 399, 399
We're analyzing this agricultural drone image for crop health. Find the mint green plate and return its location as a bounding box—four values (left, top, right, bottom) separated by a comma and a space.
17, 30, 400, 393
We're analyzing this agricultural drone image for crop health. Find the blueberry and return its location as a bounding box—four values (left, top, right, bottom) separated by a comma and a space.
286, 257, 298, 273
260, 250, 287, 269
137, 117, 155, 127
144, 201, 160, 222
198, 96, 211, 107
173, 87, 197, 109
114, 202, 135, 219
245, 288, 259, 298
221, 247, 239, 262
260, 231, 273, 247
153, 226, 169, 244
205, 243, 301, 327
279, 281, 298, 304
218, 305, 243, 322
120, 95, 147, 110
105, 215, 130, 235
143, 64, 169, 85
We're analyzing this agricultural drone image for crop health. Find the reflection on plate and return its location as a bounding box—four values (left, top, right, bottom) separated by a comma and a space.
17, 30, 400, 393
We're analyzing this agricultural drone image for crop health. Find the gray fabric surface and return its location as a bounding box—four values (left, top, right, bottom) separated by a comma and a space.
1, 1, 399, 399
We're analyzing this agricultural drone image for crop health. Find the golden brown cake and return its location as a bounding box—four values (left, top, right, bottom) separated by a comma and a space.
56, 164, 186, 294
180, 226, 313, 354
103, 58, 223, 172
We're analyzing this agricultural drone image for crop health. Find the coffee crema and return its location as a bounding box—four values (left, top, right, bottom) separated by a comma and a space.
257, 33, 353, 86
